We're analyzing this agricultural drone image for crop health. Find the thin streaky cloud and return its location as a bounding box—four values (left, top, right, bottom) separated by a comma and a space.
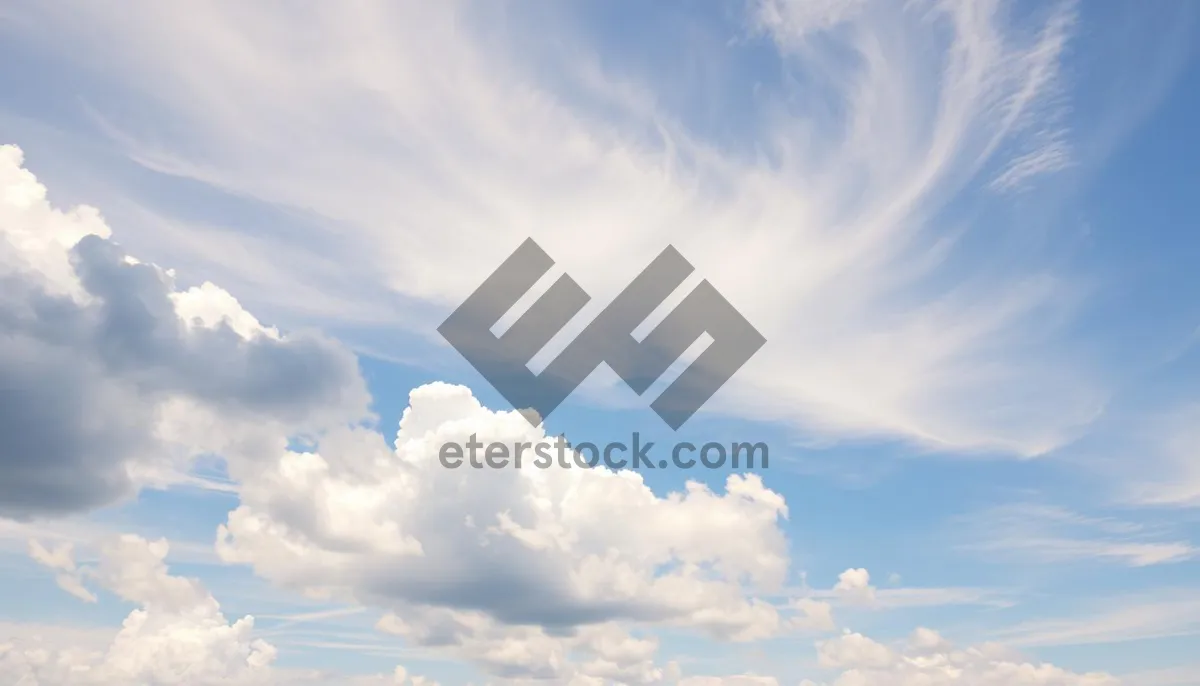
0, 0, 1124, 456
957, 502, 1198, 567
991, 592, 1200, 648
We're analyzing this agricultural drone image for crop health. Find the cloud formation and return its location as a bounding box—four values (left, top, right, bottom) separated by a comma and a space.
0, 2, 1188, 682
960, 503, 1197, 567
9, 534, 446, 686
0, 145, 369, 519
809, 627, 1119, 685
8, 534, 277, 685
832, 568, 876, 604
9, 541, 1122, 686
0, 0, 1107, 455
215, 383, 807, 663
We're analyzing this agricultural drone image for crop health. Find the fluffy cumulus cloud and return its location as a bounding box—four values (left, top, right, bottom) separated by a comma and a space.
213, 382, 825, 681
832, 568, 876, 605
378, 611, 682, 684
810, 627, 1120, 686
4, 534, 275, 685
7, 534, 437, 686
0, 145, 369, 519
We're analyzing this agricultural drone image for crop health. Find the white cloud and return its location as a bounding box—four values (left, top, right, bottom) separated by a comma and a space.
864, 587, 1015, 610
960, 503, 1197, 567
1120, 404, 1200, 508
750, 0, 867, 42
15, 534, 441, 686
0, 144, 369, 519
991, 591, 1200, 648
12, 534, 277, 685
1, 133, 1127, 686
377, 612, 677, 683
990, 139, 1072, 192
27, 539, 96, 603
792, 577, 1015, 611
0, 0, 1103, 456
1119, 664, 1200, 686
788, 598, 837, 633
212, 382, 829, 679
0, 6, 1178, 682
811, 627, 1120, 685
677, 676, 779, 686
671, 624, 1124, 686
832, 568, 876, 604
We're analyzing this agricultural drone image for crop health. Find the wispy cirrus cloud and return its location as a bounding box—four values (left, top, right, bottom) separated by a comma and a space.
1121, 404, 1200, 508
0, 0, 1116, 456
991, 590, 1200, 648
958, 503, 1197, 567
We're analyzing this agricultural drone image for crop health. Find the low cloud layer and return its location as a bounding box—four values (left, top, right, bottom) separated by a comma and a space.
10, 536, 1119, 686
8, 534, 444, 686
806, 627, 1119, 686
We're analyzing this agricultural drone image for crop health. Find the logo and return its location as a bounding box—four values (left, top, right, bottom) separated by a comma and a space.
439, 238, 765, 429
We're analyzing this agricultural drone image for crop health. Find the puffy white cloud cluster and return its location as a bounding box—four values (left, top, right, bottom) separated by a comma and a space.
378, 611, 683, 684
8, 535, 440, 686
673, 570, 1122, 686
810, 627, 1121, 686
212, 381, 826, 681
5, 534, 275, 685
217, 382, 791, 634
0, 145, 369, 519
832, 568, 876, 605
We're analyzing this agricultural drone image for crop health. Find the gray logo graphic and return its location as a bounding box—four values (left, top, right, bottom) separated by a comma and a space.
439, 238, 765, 430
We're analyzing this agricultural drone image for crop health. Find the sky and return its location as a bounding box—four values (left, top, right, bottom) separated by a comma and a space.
0, 0, 1199, 684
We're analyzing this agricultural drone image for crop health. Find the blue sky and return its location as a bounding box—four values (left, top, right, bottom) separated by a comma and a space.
1, 1, 1199, 684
